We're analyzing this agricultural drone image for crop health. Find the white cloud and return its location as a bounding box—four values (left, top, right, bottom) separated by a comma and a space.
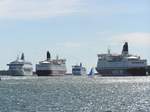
56, 41, 82, 48
78, 1, 150, 17
96, 32, 150, 46
0, 0, 148, 19
112, 32, 150, 46
0, 0, 80, 19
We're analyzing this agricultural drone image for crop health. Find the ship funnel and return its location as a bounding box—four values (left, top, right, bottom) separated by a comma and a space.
122, 42, 128, 55
21, 53, 25, 61
47, 51, 51, 61
80, 63, 82, 67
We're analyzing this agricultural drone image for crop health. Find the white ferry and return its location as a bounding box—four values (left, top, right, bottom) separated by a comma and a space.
96, 42, 147, 76
7, 53, 33, 76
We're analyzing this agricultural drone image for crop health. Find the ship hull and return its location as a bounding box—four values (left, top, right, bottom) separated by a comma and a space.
36, 70, 66, 76
96, 67, 147, 76
8, 70, 33, 76
72, 70, 86, 76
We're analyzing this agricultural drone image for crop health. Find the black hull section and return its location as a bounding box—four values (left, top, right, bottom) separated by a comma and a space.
36, 70, 66, 76
127, 68, 146, 76
96, 67, 147, 76
8, 70, 24, 76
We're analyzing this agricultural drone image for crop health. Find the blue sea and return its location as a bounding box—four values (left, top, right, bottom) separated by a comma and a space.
0, 76, 150, 112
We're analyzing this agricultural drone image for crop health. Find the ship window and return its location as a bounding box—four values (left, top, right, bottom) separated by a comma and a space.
72, 68, 81, 71
131, 62, 144, 64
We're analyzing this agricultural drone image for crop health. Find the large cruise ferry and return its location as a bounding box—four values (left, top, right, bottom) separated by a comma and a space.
72, 63, 86, 76
36, 51, 67, 76
96, 42, 147, 76
7, 53, 33, 76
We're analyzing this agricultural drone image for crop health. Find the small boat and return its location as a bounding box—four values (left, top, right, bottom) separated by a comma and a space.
88, 67, 95, 77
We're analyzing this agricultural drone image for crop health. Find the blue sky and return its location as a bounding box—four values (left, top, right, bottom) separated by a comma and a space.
0, 0, 150, 72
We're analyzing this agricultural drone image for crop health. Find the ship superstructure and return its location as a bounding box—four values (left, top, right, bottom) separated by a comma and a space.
96, 42, 147, 76
36, 51, 67, 76
72, 63, 86, 76
7, 53, 33, 76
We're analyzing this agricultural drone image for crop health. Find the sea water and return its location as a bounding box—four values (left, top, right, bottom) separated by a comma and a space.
0, 76, 150, 112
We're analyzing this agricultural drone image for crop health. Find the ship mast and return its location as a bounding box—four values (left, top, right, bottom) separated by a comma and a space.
107, 48, 111, 55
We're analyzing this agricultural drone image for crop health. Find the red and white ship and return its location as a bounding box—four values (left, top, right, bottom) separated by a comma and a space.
36, 51, 67, 76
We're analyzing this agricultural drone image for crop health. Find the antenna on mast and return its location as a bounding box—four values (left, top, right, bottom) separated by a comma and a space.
56, 55, 59, 60
107, 45, 111, 55
16, 55, 19, 61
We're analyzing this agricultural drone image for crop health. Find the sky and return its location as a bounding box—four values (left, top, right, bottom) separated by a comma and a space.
0, 0, 150, 73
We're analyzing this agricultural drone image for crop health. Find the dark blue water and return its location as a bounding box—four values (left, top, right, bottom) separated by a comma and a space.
0, 76, 150, 112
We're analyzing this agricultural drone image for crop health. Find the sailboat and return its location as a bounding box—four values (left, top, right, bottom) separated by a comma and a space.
88, 67, 95, 77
